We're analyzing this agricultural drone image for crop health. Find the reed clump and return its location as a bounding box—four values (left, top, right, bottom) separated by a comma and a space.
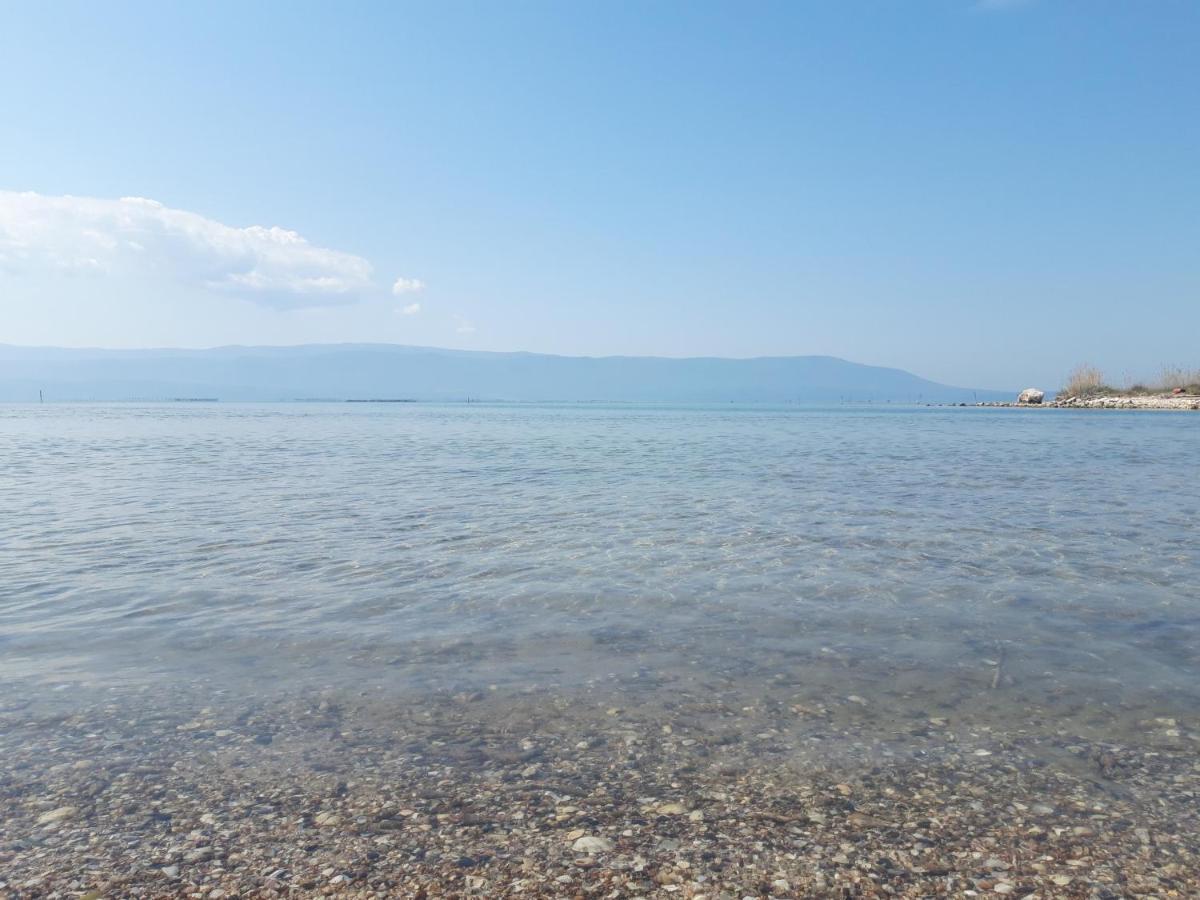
1061, 364, 1113, 398
1060, 363, 1200, 398
1157, 364, 1200, 394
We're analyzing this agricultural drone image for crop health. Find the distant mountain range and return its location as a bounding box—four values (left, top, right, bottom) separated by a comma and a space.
0, 344, 1011, 403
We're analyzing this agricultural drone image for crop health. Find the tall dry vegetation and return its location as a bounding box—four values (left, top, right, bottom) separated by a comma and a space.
1061, 363, 1200, 396
1061, 363, 1108, 397
1157, 364, 1200, 392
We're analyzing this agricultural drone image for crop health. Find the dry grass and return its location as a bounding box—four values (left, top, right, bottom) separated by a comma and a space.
1157, 364, 1200, 393
1061, 363, 1200, 398
1061, 363, 1111, 397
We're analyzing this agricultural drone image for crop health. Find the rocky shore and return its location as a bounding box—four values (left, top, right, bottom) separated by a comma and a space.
1, 679, 1197, 900
1043, 394, 1200, 411
963, 393, 1200, 411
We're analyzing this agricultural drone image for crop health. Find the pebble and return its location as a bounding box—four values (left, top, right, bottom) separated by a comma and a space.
1, 678, 1195, 899
35, 806, 78, 825
571, 835, 614, 854
183, 847, 214, 863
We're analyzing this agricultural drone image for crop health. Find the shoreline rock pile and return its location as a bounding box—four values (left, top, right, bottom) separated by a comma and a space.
1050, 393, 1200, 410
963, 391, 1200, 411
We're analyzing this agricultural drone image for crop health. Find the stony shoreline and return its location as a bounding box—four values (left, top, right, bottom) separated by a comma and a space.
2, 680, 1197, 900
1041, 394, 1200, 411
956, 394, 1200, 411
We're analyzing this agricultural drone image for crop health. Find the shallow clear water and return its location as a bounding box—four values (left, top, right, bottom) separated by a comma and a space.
2, 401, 1197, 729
4, 402, 1200, 896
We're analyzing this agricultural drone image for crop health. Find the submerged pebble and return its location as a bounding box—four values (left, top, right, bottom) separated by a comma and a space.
0, 678, 1194, 900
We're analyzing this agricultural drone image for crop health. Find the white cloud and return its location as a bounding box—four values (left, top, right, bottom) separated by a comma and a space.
454, 314, 476, 335
0, 190, 374, 308
400, 302, 421, 316
391, 276, 425, 295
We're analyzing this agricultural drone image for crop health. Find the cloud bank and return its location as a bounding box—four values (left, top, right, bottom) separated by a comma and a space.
400, 302, 421, 316
0, 191, 374, 308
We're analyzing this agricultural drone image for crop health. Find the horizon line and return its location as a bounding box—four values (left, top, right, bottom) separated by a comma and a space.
0, 341, 1019, 393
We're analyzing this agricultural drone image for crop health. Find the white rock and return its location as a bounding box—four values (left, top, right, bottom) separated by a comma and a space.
571, 835, 614, 854
1017, 388, 1045, 405
36, 806, 78, 825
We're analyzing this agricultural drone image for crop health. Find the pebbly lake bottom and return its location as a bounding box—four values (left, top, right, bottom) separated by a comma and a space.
1, 628, 1197, 900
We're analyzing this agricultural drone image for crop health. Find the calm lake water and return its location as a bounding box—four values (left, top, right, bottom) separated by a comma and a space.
1, 401, 1198, 735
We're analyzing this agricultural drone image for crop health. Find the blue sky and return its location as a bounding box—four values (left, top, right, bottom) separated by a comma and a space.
1, 1, 1196, 390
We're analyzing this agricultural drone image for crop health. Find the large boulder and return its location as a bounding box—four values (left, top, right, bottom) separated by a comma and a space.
1017, 388, 1045, 405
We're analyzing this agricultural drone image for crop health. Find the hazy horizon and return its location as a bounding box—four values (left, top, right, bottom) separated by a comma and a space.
0, 337, 1183, 396
0, 338, 1019, 377
0, 342, 1015, 403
